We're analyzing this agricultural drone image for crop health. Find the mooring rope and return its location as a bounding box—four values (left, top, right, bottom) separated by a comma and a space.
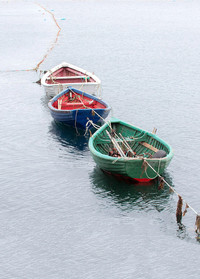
144, 160, 161, 180
86, 113, 200, 229
37, 4, 61, 30
0, 4, 61, 73
68, 89, 113, 133
71, 91, 112, 130
84, 119, 100, 136
144, 159, 198, 215
34, 4, 61, 71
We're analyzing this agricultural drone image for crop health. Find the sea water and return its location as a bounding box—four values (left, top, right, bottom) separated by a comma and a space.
0, 0, 200, 278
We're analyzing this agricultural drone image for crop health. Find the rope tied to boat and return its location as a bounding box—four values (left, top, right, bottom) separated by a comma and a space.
143, 159, 200, 233
2, 5, 61, 73
84, 119, 101, 136
34, 4, 61, 71
67, 89, 112, 134
142, 159, 161, 180
71, 90, 112, 130
86, 109, 200, 234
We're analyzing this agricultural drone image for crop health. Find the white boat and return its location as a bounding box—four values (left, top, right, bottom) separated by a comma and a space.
41, 62, 101, 98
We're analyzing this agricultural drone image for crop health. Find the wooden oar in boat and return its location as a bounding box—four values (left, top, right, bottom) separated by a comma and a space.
119, 133, 136, 157
58, 98, 63, 110
106, 130, 125, 157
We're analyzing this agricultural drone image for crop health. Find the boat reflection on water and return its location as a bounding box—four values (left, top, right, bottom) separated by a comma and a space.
49, 121, 89, 152
40, 95, 51, 112
90, 166, 174, 212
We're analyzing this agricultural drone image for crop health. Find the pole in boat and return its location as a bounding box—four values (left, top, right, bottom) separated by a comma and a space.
119, 133, 136, 157
106, 130, 125, 157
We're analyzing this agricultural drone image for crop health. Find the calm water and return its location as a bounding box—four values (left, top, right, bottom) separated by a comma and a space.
1, 0, 200, 278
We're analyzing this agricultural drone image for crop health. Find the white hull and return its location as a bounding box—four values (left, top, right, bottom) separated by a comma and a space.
44, 82, 101, 98
41, 62, 101, 98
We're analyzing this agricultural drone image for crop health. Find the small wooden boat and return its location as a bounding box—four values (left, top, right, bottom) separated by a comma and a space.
41, 62, 101, 98
89, 118, 173, 182
48, 87, 111, 130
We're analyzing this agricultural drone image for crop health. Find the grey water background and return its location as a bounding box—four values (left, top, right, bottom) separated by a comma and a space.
0, 0, 200, 278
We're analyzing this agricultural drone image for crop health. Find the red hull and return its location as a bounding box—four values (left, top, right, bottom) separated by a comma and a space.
102, 170, 153, 184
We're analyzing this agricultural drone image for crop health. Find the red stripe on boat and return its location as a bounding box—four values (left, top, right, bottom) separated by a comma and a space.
102, 170, 152, 184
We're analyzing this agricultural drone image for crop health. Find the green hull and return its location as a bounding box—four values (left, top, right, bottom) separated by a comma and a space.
89, 118, 173, 181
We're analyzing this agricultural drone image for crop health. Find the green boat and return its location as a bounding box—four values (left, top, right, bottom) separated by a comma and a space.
89, 118, 173, 182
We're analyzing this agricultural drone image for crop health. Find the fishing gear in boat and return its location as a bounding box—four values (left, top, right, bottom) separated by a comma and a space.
106, 130, 125, 158
119, 133, 136, 157
89, 118, 200, 235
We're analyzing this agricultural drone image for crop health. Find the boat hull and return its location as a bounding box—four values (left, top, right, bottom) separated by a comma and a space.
48, 87, 110, 130
49, 108, 110, 129
102, 170, 154, 183
89, 118, 173, 181
90, 152, 171, 181
41, 62, 101, 98
44, 82, 101, 98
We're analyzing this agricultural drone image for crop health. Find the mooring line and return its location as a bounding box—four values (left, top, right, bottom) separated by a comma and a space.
34, 4, 61, 71
37, 4, 61, 30
0, 4, 61, 73
144, 159, 198, 216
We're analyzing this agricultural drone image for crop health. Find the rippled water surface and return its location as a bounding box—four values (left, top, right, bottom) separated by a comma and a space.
1, 0, 200, 278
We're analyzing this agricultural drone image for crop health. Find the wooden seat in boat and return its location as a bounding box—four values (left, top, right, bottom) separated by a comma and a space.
139, 142, 159, 153
58, 100, 97, 110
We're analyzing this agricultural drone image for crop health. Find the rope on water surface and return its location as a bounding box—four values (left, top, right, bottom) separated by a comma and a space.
82, 102, 200, 233
143, 159, 200, 233
66, 90, 200, 230
37, 4, 61, 30
34, 4, 61, 71
1, 4, 61, 73
144, 159, 198, 215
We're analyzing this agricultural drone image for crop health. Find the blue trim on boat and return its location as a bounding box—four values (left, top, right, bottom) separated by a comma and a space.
48, 87, 111, 130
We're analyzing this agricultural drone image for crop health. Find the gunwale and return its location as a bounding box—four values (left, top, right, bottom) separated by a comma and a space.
48, 87, 111, 130
48, 87, 109, 112
90, 119, 173, 162
41, 62, 101, 87
89, 118, 173, 181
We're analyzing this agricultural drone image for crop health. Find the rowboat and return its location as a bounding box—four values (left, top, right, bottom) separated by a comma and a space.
89, 118, 173, 182
41, 62, 101, 98
48, 87, 111, 130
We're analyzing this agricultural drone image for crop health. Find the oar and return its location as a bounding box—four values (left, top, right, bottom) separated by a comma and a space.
119, 133, 136, 157
106, 130, 125, 157
58, 98, 63, 110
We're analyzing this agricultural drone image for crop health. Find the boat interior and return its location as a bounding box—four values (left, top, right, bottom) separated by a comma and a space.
52, 90, 106, 110
46, 67, 95, 84
93, 122, 169, 159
